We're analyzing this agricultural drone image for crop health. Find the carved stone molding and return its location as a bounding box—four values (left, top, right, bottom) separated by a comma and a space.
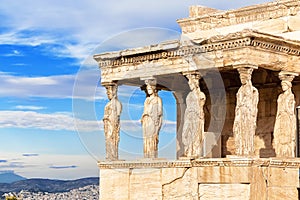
97, 158, 300, 169
178, 0, 300, 33
97, 160, 192, 169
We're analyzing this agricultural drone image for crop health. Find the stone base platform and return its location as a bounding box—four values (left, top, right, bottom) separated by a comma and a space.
98, 158, 300, 200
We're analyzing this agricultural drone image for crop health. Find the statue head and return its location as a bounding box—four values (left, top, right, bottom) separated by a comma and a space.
238, 67, 253, 85
279, 71, 297, 92
144, 78, 157, 96
105, 84, 117, 100
146, 84, 157, 96
281, 80, 292, 92
186, 73, 200, 91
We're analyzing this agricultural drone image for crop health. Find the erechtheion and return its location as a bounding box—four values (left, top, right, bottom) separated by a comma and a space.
94, 0, 300, 199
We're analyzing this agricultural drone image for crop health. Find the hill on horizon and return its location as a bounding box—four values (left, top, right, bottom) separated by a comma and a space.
0, 171, 26, 184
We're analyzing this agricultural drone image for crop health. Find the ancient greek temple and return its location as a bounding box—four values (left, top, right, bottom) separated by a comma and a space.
94, 1, 300, 199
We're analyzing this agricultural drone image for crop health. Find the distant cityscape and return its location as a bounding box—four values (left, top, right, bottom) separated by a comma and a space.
0, 172, 99, 200
3, 185, 99, 200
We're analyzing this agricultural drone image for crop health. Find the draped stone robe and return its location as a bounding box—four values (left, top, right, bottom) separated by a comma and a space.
273, 90, 296, 157
142, 95, 162, 158
182, 89, 206, 158
103, 98, 122, 160
233, 84, 259, 156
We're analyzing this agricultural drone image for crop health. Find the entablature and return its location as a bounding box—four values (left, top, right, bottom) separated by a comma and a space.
93, 30, 300, 84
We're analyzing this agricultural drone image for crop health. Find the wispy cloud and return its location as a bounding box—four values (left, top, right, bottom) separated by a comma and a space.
0, 73, 75, 98
0, 110, 176, 133
15, 105, 45, 111
0, 30, 57, 47
0, 111, 97, 132
12, 63, 27, 66
22, 153, 39, 157
2, 49, 23, 57
49, 165, 77, 169
0, 71, 104, 100
0, 71, 165, 101
0, 162, 25, 169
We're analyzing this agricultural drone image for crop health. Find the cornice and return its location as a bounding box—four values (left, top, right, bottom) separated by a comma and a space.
93, 30, 300, 68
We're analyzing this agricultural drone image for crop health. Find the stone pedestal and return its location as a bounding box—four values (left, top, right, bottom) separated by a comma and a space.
98, 158, 300, 200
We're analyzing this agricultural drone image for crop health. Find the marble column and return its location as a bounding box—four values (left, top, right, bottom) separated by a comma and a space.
273, 71, 298, 157
233, 66, 259, 156
141, 78, 163, 158
103, 82, 122, 161
173, 90, 187, 159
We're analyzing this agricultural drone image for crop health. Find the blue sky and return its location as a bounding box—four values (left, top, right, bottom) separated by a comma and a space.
0, 0, 273, 180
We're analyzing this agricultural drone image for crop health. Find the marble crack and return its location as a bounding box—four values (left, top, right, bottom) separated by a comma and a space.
162, 167, 190, 187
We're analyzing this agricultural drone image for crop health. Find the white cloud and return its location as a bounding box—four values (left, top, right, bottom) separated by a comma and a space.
15, 105, 46, 111
0, 73, 76, 98
0, 110, 176, 133
0, 70, 158, 101
2, 49, 23, 57
0, 70, 104, 100
0, 110, 106, 132
0, 30, 57, 46
22, 153, 39, 157
6, 76, 58, 85
0, 111, 84, 131
12, 63, 27, 66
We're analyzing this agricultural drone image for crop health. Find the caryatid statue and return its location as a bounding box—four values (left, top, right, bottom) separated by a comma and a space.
103, 83, 122, 160
182, 72, 206, 158
141, 79, 163, 158
233, 67, 259, 156
273, 71, 298, 157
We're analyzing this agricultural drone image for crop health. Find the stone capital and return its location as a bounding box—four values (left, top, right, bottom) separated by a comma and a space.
141, 77, 157, 86
182, 70, 201, 77
182, 71, 202, 85
278, 71, 299, 82
102, 81, 118, 88
234, 64, 257, 71
234, 66, 258, 80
